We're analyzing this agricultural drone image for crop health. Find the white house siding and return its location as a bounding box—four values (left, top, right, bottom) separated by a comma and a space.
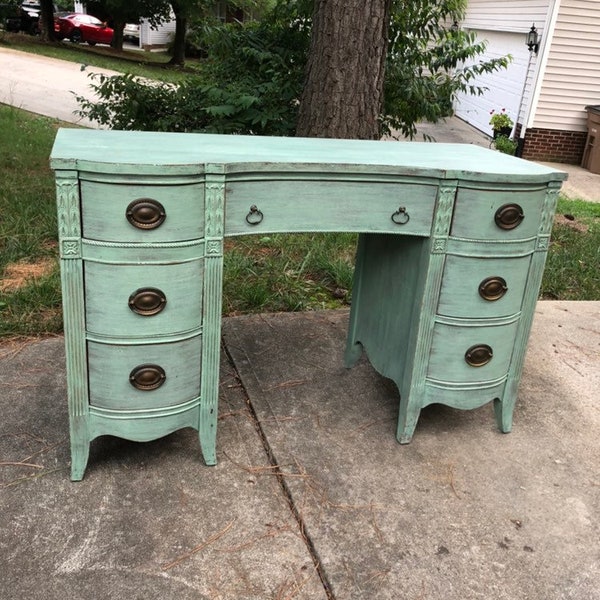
463, 0, 549, 31
533, 0, 600, 132
140, 17, 176, 49
454, 0, 551, 135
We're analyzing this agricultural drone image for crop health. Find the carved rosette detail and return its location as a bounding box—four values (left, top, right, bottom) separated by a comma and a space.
206, 240, 222, 256
61, 239, 81, 258
537, 236, 550, 251
433, 238, 447, 253
432, 184, 456, 254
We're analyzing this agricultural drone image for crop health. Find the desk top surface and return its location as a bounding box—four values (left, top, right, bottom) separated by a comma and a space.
51, 129, 567, 183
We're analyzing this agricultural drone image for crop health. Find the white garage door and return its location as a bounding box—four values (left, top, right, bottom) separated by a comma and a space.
454, 30, 531, 136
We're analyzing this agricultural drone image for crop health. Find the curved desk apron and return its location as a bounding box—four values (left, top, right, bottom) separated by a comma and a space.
50, 130, 566, 480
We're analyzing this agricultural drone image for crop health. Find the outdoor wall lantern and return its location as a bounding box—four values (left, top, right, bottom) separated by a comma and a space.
527, 24, 540, 53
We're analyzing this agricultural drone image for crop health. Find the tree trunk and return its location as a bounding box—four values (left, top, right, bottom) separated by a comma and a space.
296, 0, 391, 140
112, 20, 125, 51
39, 0, 56, 41
169, 1, 187, 66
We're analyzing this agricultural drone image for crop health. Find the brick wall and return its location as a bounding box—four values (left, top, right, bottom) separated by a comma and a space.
518, 126, 587, 164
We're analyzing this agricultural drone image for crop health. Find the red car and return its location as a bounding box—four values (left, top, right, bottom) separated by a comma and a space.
54, 13, 113, 46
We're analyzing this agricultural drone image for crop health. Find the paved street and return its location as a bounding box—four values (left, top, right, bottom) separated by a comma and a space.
0, 46, 118, 127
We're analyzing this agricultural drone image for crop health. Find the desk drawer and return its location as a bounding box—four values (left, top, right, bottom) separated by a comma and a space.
88, 336, 202, 410
427, 320, 519, 384
80, 181, 205, 243
451, 187, 546, 241
224, 180, 437, 236
85, 260, 204, 338
437, 255, 531, 318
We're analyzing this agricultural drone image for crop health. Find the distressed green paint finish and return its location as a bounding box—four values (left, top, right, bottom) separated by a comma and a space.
87, 337, 202, 410
224, 179, 437, 236
437, 254, 532, 318
79, 179, 206, 243
84, 259, 204, 339
55, 171, 89, 481
494, 182, 563, 432
345, 184, 458, 443
51, 130, 566, 480
200, 166, 226, 466
397, 183, 457, 443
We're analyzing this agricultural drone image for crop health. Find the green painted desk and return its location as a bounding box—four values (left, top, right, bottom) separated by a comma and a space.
50, 130, 566, 480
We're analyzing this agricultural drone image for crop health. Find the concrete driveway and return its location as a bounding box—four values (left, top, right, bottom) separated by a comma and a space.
0, 46, 118, 127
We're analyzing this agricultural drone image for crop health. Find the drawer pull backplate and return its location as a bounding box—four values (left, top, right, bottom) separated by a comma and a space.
126, 198, 166, 230
128, 287, 167, 316
494, 203, 524, 230
465, 344, 494, 367
129, 364, 166, 391
478, 276, 508, 301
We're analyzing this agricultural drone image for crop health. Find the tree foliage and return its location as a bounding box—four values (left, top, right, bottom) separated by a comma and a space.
77, 1, 308, 135
169, 0, 276, 65
383, 0, 511, 138
77, 0, 510, 139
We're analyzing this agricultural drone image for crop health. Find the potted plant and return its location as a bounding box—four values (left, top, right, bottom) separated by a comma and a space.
489, 108, 514, 139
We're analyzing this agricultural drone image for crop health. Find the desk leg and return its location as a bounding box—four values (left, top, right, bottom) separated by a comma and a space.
57, 174, 91, 480
344, 233, 438, 444
344, 234, 366, 368
199, 249, 222, 466
69, 416, 90, 481
494, 241, 553, 434
200, 174, 226, 466
61, 245, 90, 480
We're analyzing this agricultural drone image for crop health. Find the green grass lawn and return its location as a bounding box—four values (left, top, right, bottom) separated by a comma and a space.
542, 201, 600, 300
1, 105, 599, 338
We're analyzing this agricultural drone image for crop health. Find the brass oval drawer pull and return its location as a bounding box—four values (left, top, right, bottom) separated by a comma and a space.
391, 206, 410, 225
126, 198, 166, 230
129, 364, 166, 391
478, 276, 508, 301
128, 287, 167, 316
494, 203, 524, 230
246, 205, 264, 225
465, 344, 493, 367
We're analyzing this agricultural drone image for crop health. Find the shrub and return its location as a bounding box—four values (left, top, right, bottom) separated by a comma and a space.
493, 135, 518, 156
77, 11, 308, 136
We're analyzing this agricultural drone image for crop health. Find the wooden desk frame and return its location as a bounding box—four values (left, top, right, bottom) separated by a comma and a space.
51, 130, 566, 480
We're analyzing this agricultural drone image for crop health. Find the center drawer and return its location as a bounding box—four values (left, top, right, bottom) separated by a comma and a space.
88, 336, 202, 411
84, 259, 204, 339
224, 180, 437, 236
